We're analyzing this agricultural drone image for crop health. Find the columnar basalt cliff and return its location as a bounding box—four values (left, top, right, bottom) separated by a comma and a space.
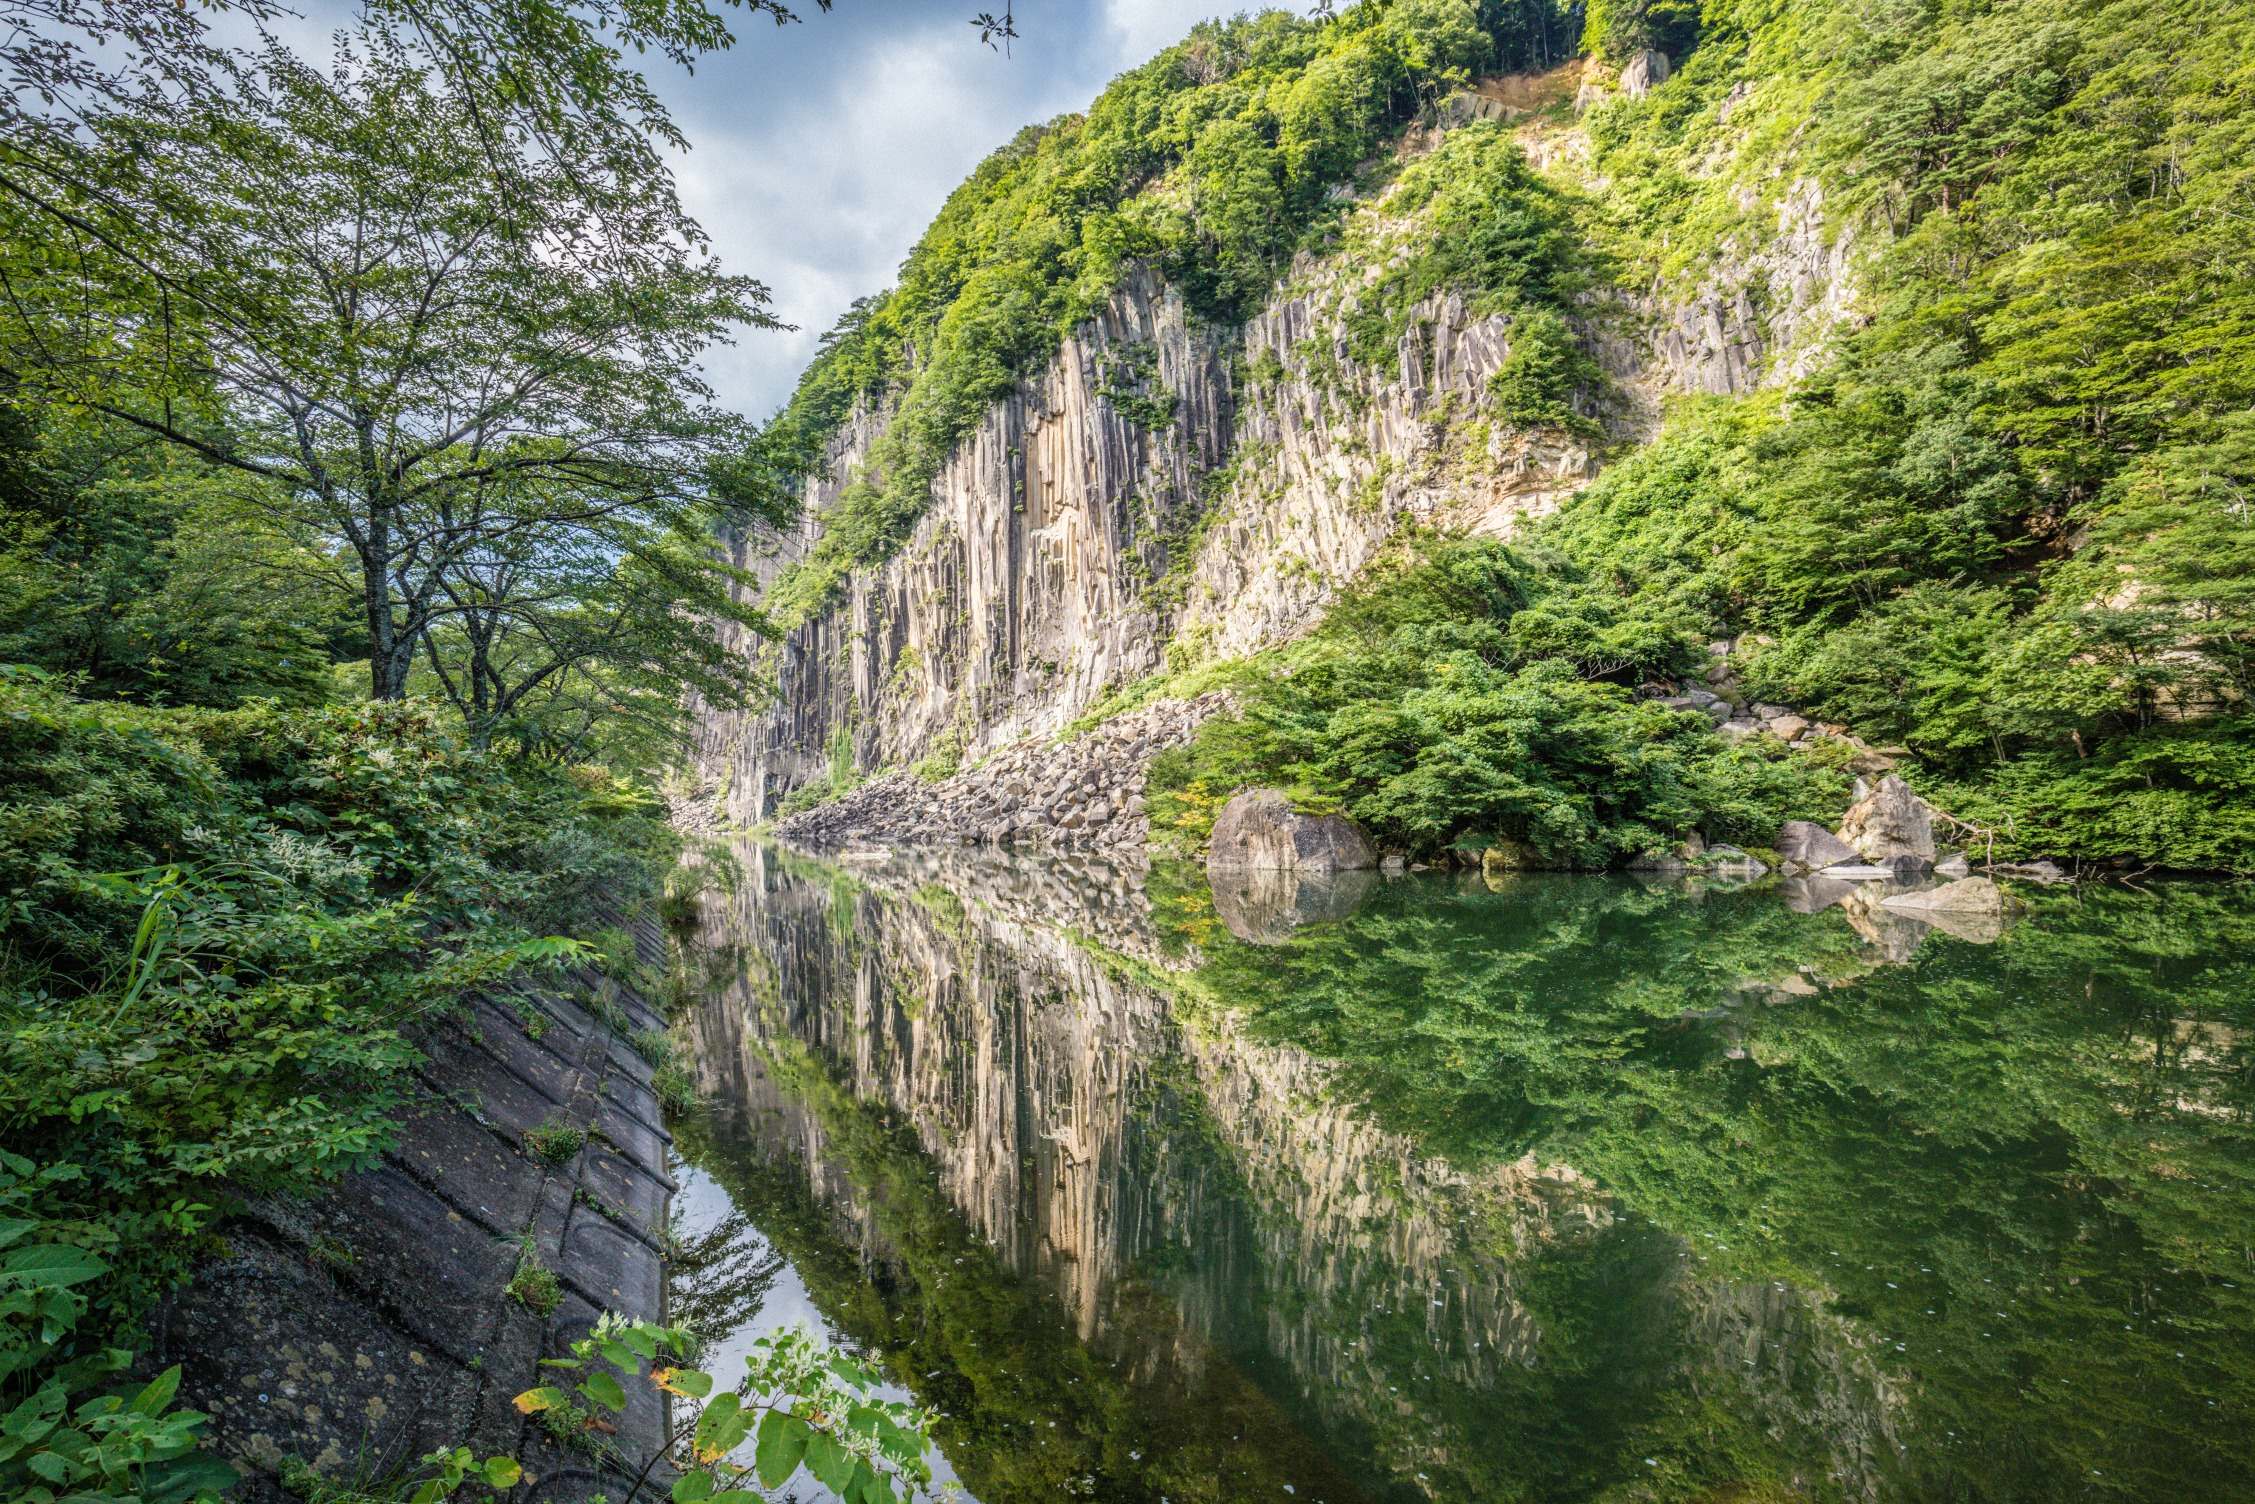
684, 117, 1857, 830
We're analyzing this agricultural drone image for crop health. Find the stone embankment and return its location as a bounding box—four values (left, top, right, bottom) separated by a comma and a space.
152, 914, 677, 1503
772, 694, 1228, 856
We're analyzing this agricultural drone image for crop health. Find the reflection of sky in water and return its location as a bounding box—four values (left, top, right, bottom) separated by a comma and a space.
670, 1162, 974, 1503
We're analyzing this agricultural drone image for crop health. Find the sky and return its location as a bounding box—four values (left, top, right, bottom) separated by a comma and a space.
653, 0, 1248, 419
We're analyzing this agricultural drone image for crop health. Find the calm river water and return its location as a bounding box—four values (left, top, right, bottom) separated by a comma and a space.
667, 841, 2254, 1504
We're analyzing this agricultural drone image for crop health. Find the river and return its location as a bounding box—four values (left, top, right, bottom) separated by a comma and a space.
663, 841, 2254, 1503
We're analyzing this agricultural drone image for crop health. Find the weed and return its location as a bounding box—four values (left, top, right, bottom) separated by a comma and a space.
522, 1118, 587, 1167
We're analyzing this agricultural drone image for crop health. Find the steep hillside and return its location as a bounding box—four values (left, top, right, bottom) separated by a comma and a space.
690, 0, 2254, 872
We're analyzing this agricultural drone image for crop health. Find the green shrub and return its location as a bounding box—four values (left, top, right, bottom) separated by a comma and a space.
0, 674, 649, 1452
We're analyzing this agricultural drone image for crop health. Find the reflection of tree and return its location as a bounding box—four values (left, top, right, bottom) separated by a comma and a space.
1160, 868, 2255, 1501
667, 1201, 787, 1352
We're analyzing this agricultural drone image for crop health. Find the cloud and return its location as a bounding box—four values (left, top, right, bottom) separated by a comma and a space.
660, 0, 1251, 417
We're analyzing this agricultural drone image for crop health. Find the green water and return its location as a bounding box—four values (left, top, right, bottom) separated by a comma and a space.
672, 845, 2255, 1503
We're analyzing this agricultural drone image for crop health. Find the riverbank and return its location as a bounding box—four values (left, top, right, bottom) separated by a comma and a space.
150, 913, 677, 1500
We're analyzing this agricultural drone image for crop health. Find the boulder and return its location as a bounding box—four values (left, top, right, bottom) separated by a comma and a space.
1838, 775, 1935, 864
1620, 48, 1671, 97
1717, 718, 1764, 741
1934, 851, 1971, 878
1777, 820, 1858, 870
1481, 837, 1544, 874
1880, 876, 2024, 916
1768, 714, 1810, 741
1206, 789, 1376, 873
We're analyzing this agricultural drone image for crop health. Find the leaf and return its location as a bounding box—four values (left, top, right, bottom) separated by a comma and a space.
753, 1411, 811, 1489
579, 1370, 626, 1412
691, 1392, 742, 1461
0, 1246, 106, 1289
131, 1366, 183, 1416
142, 1451, 244, 1504
0, 1219, 35, 1250
707, 1493, 762, 1504
845, 1461, 884, 1504
410, 1483, 447, 1504
671, 1469, 714, 1503
512, 1387, 563, 1414
484, 1456, 522, 1488
654, 1367, 712, 1399
618, 1325, 660, 1359
803, 1430, 855, 1493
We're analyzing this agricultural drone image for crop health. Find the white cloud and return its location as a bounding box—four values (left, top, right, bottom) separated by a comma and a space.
661, 0, 1252, 417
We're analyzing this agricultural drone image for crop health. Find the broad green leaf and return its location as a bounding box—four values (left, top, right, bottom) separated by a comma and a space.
753, 1410, 810, 1488
659, 1367, 712, 1399
410, 1483, 446, 1504
484, 1456, 522, 1488
671, 1469, 714, 1503
580, 1370, 626, 1412
691, 1392, 742, 1460
130, 1366, 183, 1416
619, 1325, 659, 1359
1, 1246, 106, 1289
512, 1387, 563, 1414
142, 1451, 243, 1504
803, 1430, 854, 1493
707, 1493, 762, 1504
0, 1219, 35, 1250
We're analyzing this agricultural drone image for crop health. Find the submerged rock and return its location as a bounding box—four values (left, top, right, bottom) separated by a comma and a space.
1207, 789, 1377, 873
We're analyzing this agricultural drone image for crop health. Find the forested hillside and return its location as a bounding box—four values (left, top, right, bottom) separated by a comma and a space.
755, 0, 2254, 872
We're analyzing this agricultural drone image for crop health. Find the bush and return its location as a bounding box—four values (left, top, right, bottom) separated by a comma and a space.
0, 673, 653, 1452
1147, 534, 1846, 861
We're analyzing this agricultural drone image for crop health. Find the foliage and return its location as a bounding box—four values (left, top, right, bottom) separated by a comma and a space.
1146, 533, 1846, 861
760, 0, 1583, 621
1512, 0, 2255, 869
0, 37, 780, 722
1335, 122, 1606, 434
513, 1313, 941, 1504
0, 674, 654, 1485
0, 408, 343, 710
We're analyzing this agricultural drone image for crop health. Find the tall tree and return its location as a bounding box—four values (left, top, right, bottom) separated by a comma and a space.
0, 38, 783, 703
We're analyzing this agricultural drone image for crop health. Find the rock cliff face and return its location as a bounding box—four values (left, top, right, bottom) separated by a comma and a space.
686, 116, 1857, 826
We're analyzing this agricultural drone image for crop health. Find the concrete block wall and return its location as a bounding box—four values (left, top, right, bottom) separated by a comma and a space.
150, 911, 678, 1503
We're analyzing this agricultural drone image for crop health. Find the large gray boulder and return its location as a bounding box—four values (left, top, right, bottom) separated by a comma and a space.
1881, 876, 2024, 916
1838, 775, 1936, 866
1207, 789, 1377, 873
1776, 820, 1858, 870
1620, 48, 1671, 97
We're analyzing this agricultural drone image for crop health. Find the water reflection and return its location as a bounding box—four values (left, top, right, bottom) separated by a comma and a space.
673, 843, 2255, 1503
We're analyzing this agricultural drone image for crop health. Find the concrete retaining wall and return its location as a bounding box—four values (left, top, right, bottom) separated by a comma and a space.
150, 912, 677, 1503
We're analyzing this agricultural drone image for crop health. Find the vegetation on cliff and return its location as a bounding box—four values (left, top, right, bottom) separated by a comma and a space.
759, 0, 1582, 621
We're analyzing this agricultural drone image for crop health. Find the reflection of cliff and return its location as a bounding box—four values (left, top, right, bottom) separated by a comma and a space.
682, 843, 1910, 1501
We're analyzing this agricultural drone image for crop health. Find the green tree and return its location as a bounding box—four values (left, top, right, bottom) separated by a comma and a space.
0, 38, 778, 705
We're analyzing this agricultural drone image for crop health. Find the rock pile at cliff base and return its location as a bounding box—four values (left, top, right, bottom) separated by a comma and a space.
773, 694, 1230, 855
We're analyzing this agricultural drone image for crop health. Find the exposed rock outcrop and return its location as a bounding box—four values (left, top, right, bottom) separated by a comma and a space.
686, 99, 1864, 848
1777, 820, 1859, 870
1206, 788, 1377, 873
1839, 775, 1937, 867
